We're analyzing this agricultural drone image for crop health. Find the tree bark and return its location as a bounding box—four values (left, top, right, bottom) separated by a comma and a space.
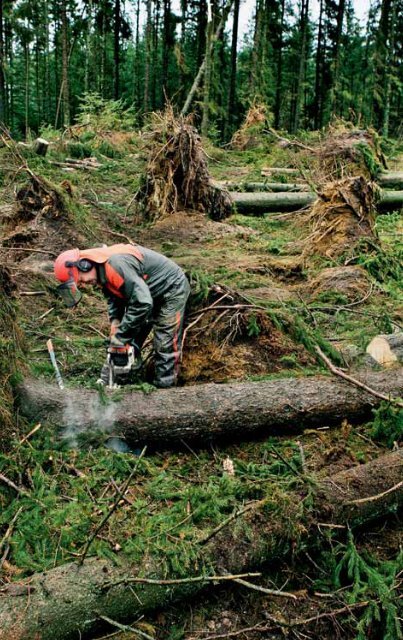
274, 0, 285, 129
330, 0, 346, 117
113, 0, 120, 99
219, 181, 311, 192
60, 2, 70, 128
225, 0, 240, 138
291, 0, 309, 133
221, 173, 403, 193
0, 0, 5, 124
230, 190, 403, 214
181, 0, 233, 117
0, 450, 401, 640
17, 369, 403, 447
372, 0, 392, 130
143, 0, 152, 112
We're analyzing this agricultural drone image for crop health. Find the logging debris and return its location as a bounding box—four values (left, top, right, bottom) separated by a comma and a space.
0, 450, 401, 640
137, 107, 232, 222
297, 176, 378, 259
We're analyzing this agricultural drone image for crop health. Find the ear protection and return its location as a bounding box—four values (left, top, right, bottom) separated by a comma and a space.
65, 259, 94, 272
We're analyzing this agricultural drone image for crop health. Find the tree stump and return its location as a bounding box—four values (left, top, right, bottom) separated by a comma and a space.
366, 333, 403, 366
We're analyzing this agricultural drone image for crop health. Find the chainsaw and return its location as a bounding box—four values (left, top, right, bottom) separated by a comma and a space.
97, 343, 136, 388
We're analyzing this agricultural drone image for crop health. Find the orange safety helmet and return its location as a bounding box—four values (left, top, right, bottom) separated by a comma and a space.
54, 249, 94, 307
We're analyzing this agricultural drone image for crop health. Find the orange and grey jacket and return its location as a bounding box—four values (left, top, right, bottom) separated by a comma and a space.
80, 244, 186, 345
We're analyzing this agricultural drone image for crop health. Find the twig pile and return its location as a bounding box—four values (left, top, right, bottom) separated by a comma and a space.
138, 108, 232, 222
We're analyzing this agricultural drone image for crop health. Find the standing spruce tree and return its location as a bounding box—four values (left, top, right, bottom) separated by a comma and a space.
290, 0, 310, 132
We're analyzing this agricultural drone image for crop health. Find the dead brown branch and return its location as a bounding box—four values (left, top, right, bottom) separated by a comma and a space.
315, 345, 403, 408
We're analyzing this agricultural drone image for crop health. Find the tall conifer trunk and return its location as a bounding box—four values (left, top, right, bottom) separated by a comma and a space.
133, 0, 141, 108
226, 0, 239, 138
5, 13, 13, 129
162, 0, 171, 101
114, 0, 120, 99
61, 2, 70, 127
382, 0, 396, 137
330, 0, 346, 117
0, 0, 5, 124
291, 0, 309, 133
24, 40, 30, 137
44, 0, 51, 123
274, 0, 285, 128
201, 0, 213, 137
314, 0, 324, 129
144, 0, 152, 112
179, 0, 188, 104
372, 0, 392, 130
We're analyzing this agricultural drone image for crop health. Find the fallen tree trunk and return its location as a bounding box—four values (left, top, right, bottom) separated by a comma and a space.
224, 174, 403, 193
0, 450, 401, 640
218, 182, 310, 192
230, 190, 403, 214
18, 369, 403, 447
378, 171, 403, 189
231, 190, 316, 213
259, 169, 403, 188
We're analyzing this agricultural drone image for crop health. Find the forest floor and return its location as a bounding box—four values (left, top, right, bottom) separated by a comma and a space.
0, 125, 402, 639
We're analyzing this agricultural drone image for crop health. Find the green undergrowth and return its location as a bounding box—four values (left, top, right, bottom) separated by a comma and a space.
316, 531, 403, 640
0, 268, 25, 445
370, 403, 403, 447
0, 432, 310, 576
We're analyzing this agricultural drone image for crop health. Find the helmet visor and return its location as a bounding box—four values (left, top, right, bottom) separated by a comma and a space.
57, 279, 82, 308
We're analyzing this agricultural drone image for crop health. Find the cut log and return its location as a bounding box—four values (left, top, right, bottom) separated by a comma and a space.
366, 333, 403, 366
17, 369, 403, 447
230, 190, 403, 214
222, 174, 403, 194
231, 191, 316, 213
261, 167, 300, 177
377, 190, 403, 211
378, 171, 403, 189
32, 137, 49, 156
218, 182, 311, 192
259, 171, 403, 188
0, 450, 401, 640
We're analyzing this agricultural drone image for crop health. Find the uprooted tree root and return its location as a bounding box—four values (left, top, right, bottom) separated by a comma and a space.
180, 283, 314, 384
137, 108, 233, 222
230, 103, 269, 151
15, 174, 73, 224
316, 123, 387, 181
268, 123, 387, 187
295, 176, 378, 259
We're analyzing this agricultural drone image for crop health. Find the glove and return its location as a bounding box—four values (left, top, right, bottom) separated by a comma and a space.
109, 334, 129, 350
110, 319, 120, 337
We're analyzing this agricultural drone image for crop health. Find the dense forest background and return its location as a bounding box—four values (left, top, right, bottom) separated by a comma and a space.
0, 0, 402, 142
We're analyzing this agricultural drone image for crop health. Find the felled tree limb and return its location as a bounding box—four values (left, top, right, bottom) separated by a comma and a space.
17, 369, 403, 447
0, 451, 401, 640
